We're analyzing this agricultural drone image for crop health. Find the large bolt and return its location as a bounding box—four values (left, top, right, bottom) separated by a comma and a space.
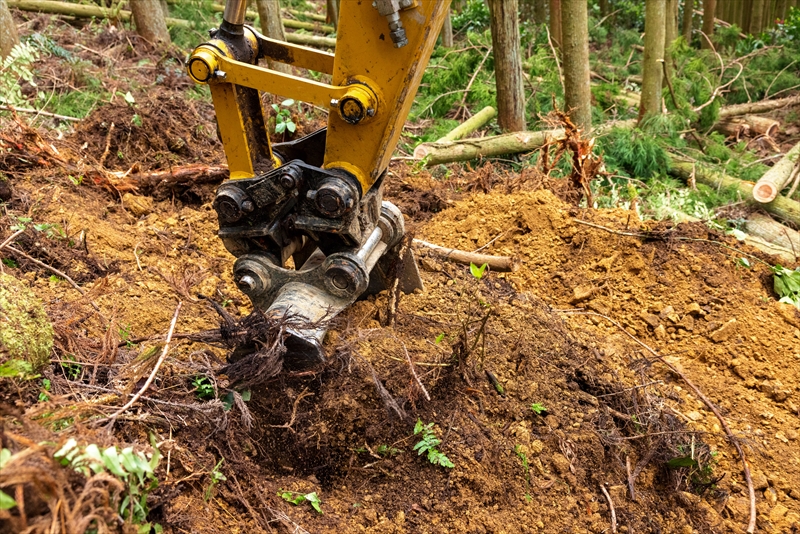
323, 254, 368, 299
307, 177, 358, 218
233, 255, 275, 297
213, 185, 253, 225
237, 275, 257, 292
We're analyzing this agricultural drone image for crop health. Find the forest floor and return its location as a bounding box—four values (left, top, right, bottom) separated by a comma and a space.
2, 10, 800, 534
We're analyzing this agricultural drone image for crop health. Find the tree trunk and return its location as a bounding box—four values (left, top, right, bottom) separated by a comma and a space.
600, 0, 609, 17
441, 9, 453, 47
549, 0, 562, 48
414, 129, 566, 166
701, 0, 716, 47
561, 0, 592, 132
436, 106, 497, 142
488, 0, 526, 131
777, 0, 788, 20
733, 0, 744, 29
326, 0, 338, 29
0, 0, 19, 59
750, 0, 765, 33
666, 0, 679, 45
130, 0, 170, 44
682, 0, 694, 42
753, 141, 800, 203
533, 0, 547, 24
255, 0, 290, 74
639, 0, 666, 123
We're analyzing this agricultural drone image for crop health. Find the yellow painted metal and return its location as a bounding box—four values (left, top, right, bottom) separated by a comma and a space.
209, 82, 258, 179
323, 0, 451, 191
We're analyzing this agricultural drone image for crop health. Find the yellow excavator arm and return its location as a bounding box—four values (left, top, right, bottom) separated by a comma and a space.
187, 0, 450, 365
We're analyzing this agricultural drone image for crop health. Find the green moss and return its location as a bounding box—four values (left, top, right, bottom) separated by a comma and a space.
0, 273, 53, 373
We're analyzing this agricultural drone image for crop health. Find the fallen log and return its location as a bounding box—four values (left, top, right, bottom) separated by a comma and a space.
714, 115, 780, 138
414, 129, 566, 166
753, 141, 800, 203
745, 212, 800, 259
718, 95, 800, 120
436, 106, 496, 143
286, 9, 327, 22
413, 239, 518, 272
284, 33, 335, 48
670, 161, 800, 226
111, 164, 229, 191
202, 4, 335, 33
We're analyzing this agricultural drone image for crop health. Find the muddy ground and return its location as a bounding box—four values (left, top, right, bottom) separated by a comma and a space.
2, 12, 800, 534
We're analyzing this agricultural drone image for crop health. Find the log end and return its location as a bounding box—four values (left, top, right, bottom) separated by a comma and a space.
753, 181, 778, 204
413, 145, 430, 160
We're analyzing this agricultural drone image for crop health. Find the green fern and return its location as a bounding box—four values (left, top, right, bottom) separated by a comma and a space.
0, 42, 39, 108
413, 420, 454, 468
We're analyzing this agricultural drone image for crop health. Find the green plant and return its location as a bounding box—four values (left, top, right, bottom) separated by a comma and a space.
513, 445, 532, 502
413, 419, 454, 468
773, 265, 800, 308
0, 42, 39, 109
376, 444, 403, 457
38, 378, 51, 402
279, 490, 323, 514
192, 375, 216, 400
667, 443, 720, 494
204, 458, 226, 501
54, 436, 162, 532
272, 99, 297, 134
119, 324, 134, 348
469, 262, 488, 280
0, 449, 17, 510
530, 402, 547, 415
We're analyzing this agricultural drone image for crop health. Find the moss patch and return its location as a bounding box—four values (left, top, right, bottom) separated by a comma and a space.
0, 273, 53, 373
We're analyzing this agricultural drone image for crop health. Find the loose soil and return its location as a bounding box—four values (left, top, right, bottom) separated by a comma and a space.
2, 12, 800, 534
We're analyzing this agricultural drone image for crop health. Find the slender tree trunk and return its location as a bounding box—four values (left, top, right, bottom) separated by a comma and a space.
777, 0, 788, 20
665, 0, 679, 45
0, 0, 19, 58
326, 0, 338, 29
640, 0, 666, 123
733, 0, 744, 28
750, 0, 765, 33
600, 0, 609, 17
533, 0, 547, 24
256, 0, 290, 74
561, 0, 591, 131
701, 0, 716, 48
549, 0, 562, 48
488, 0, 525, 131
441, 10, 453, 47
130, 0, 170, 44
682, 0, 694, 42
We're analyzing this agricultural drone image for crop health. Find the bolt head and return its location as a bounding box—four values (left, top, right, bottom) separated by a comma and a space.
237, 274, 257, 292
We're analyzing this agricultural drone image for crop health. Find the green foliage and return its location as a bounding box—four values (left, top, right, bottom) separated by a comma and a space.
192, 375, 216, 400
204, 458, 226, 501
272, 99, 297, 134
599, 127, 671, 179
667, 444, 719, 493
530, 402, 547, 415
469, 262, 488, 280
55, 436, 162, 531
513, 445, 532, 501
452, 1, 490, 33
0, 42, 39, 108
279, 490, 323, 513
38, 378, 51, 402
376, 444, 403, 457
0, 449, 17, 510
413, 420, 454, 468
773, 266, 800, 308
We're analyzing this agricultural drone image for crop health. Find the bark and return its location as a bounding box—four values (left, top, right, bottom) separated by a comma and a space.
533, 0, 547, 24
733, 0, 744, 29
753, 141, 800, 203
561, 0, 592, 132
130, 0, 170, 44
750, 0, 765, 33
435, 106, 497, 143
701, 0, 716, 47
549, 0, 562, 48
255, 0, 290, 74
413, 240, 518, 272
682, 0, 694, 42
745, 213, 800, 259
666, 0, 679, 45
0, 0, 19, 59
488, 0, 525, 131
639, 0, 666, 123
414, 129, 566, 166
670, 161, 800, 225
441, 9, 453, 47
600, 0, 609, 17
777, 0, 788, 20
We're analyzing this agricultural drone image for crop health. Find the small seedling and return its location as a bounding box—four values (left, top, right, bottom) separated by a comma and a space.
192, 375, 215, 400
376, 444, 403, 457
279, 490, 323, 514
469, 262, 488, 280
204, 458, 226, 501
413, 419, 454, 468
272, 99, 297, 134
0, 449, 15, 510
119, 324, 134, 348
513, 445, 532, 502
434, 332, 445, 344
530, 402, 547, 415
38, 378, 51, 402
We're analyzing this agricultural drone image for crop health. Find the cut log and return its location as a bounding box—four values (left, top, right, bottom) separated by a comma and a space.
745, 212, 800, 259
753, 141, 800, 203
284, 33, 335, 48
413, 239, 518, 272
715, 115, 780, 138
414, 129, 566, 166
670, 161, 800, 226
436, 106, 496, 143
111, 164, 229, 192
718, 95, 800, 120
286, 9, 327, 22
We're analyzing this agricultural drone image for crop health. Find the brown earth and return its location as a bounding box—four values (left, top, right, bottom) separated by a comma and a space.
2, 12, 800, 534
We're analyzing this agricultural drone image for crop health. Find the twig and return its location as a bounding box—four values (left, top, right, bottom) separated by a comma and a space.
545, 25, 564, 94
0, 105, 80, 122
456, 47, 492, 119
413, 239, 517, 272
99, 122, 115, 168
0, 229, 25, 251
100, 302, 182, 425
785, 162, 800, 199
560, 311, 757, 534
401, 341, 430, 401
765, 59, 797, 99
270, 388, 314, 432
471, 230, 507, 253
600, 483, 617, 533
4, 245, 101, 312
625, 455, 636, 501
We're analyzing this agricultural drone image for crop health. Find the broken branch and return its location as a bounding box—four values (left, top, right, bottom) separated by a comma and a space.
412, 239, 518, 272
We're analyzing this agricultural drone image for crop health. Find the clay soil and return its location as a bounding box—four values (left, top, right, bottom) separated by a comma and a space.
2, 14, 800, 534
